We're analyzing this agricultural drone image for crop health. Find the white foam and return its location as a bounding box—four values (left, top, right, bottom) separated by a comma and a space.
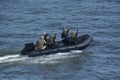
0, 54, 28, 63
0, 54, 19, 60
0, 50, 83, 64
21, 50, 83, 64
70, 50, 83, 53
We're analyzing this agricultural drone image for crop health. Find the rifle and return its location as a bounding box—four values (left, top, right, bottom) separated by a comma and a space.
76, 29, 78, 37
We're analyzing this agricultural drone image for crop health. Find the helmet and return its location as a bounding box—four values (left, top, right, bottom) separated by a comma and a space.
40, 36, 44, 39
49, 34, 54, 38
63, 28, 68, 33
41, 32, 46, 36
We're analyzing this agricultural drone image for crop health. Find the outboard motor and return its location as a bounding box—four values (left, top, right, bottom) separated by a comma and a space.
21, 43, 35, 55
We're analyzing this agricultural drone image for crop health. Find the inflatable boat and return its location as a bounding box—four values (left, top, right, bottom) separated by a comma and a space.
21, 34, 93, 57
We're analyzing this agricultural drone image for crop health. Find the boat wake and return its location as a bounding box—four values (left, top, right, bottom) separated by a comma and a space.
0, 50, 82, 64
20, 50, 83, 64
0, 54, 28, 63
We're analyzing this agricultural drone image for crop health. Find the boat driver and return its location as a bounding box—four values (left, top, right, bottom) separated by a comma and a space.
36, 36, 46, 50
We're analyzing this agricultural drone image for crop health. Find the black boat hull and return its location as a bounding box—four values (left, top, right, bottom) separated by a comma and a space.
21, 34, 93, 57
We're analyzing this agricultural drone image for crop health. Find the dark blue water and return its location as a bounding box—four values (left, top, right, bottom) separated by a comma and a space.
0, 0, 120, 80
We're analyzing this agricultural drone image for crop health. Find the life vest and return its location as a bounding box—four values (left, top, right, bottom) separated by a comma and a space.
37, 39, 46, 50
71, 32, 76, 38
